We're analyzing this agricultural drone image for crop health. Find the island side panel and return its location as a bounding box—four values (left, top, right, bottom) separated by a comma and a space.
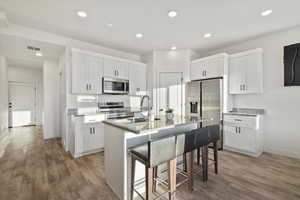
104, 124, 128, 200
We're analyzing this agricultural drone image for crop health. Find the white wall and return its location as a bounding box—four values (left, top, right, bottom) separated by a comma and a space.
144, 50, 193, 114
43, 60, 59, 139
198, 26, 300, 159
7, 66, 43, 125
0, 56, 8, 132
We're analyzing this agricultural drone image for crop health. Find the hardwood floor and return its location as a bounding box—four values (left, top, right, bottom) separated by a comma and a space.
0, 126, 300, 200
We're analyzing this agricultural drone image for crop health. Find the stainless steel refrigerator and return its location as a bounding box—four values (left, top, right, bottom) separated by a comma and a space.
186, 78, 223, 149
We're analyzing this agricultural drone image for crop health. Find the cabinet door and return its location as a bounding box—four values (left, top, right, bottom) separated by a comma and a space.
88, 56, 103, 94
72, 51, 90, 94
76, 124, 93, 153
206, 57, 224, 78
104, 58, 117, 77
244, 53, 263, 94
115, 61, 129, 79
229, 56, 245, 94
190, 61, 206, 80
224, 125, 239, 149
89, 122, 104, 150
238, 127, 256, 153
129, 64, 147, 95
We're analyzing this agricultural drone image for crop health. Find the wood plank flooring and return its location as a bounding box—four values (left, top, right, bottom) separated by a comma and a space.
0, 126, 300, 200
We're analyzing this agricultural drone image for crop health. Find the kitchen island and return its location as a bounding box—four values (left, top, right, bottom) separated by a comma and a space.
103, 115, 205, 200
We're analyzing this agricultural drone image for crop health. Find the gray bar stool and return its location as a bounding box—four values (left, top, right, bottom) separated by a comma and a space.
130, 135, 177, 200
196, 125, 220, 181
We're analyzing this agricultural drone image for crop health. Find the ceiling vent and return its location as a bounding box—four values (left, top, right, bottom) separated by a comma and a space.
0, 12, 8, 28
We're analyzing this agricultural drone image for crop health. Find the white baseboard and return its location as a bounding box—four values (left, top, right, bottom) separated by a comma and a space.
264, 147, 300, 160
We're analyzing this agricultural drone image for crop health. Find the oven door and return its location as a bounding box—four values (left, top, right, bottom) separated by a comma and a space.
103, 77, 129, 94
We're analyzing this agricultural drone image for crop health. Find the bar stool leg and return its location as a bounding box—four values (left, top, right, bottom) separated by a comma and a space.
201, 146, 208, 182
153, 166, 158, 193
197, 148, 201, 165
186, 151, 194, 191
168, 158, 177, 200
131, 157, 136, 200
213, 141, 218, 174
145, 167, 153, 200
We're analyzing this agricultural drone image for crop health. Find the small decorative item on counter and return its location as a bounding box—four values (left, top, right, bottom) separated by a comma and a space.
165, 108, 174, 120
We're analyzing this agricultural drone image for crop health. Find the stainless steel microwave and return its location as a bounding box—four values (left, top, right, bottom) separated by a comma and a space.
102, 77, 129, 94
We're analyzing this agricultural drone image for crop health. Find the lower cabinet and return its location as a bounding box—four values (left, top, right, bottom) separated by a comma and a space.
223, 114, 263, 157
71, 115, 105, 158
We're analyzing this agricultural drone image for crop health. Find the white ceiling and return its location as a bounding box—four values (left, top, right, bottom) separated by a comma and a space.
0, 34, 65, 69
1, 0, 300, 55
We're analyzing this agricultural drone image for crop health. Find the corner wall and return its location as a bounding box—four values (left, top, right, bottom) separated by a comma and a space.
0, 56, 8, 133
43, 60, 59, 139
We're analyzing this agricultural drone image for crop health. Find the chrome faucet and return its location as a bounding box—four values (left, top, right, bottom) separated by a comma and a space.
140, 95, 151, 119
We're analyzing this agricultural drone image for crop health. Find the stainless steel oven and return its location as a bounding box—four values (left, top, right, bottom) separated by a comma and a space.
102, 77, 129, 94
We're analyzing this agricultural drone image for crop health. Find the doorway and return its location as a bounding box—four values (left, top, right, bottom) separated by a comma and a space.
158, 72, 183, 116
8, 82, 37, 128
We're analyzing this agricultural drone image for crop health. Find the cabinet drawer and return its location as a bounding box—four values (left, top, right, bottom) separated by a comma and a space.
84, 114, 106, 123
224, 115, 259, 129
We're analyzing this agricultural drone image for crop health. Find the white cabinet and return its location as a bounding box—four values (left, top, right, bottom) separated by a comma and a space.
71, 115, 105, 158
129, 63, 147, 96
190, 54, 228, 81
229, 48, 263, 94
223, 114, 263, 157
72, 50, 103, 94
104, 58, 129, 79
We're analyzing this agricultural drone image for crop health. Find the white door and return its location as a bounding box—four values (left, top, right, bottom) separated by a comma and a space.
8, 82, 36, 127
159, 72, 183, 116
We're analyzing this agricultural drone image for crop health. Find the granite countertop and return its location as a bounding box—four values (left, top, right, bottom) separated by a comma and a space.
224, 108, 265, 116
68, 107, 148, 117
103, 115, 207, 134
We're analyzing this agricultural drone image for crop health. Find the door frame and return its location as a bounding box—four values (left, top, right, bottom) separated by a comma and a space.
8, 81, 37, 128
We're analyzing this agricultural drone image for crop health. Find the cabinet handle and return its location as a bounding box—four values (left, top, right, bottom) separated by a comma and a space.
117, 70, 119, 76
86, 84, 89, 91
244, 84, 246, 91
240, 85, 242, 91
93, 127, 96, 134
235, 127, 237, 133
238, 127, 241, 133
205, 71, 207, 76
89, 128, 92, 134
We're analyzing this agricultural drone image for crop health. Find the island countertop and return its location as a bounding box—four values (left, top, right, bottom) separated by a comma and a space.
103, 115, 206, 134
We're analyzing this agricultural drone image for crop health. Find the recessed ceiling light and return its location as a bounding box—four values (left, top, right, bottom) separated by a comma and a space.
136, 33, 143, 38
171, 46, 177, 50
35, 51, 43, 57
77, 11, 87, 18
168, 10, 178, 18
261, 10, 272, 16
106, 23, 113, 27
203, 33, 212, 38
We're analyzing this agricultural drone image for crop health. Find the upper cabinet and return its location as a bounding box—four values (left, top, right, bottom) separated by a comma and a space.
129, 63, 147, 96
103, 58, 129, 79
190, 53, 228, 81
229, 49, 263, 94
72, 50, 103, 94
71, 49, 146, 95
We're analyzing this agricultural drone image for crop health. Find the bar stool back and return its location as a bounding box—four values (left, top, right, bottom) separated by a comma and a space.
130, 135, 177, 200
